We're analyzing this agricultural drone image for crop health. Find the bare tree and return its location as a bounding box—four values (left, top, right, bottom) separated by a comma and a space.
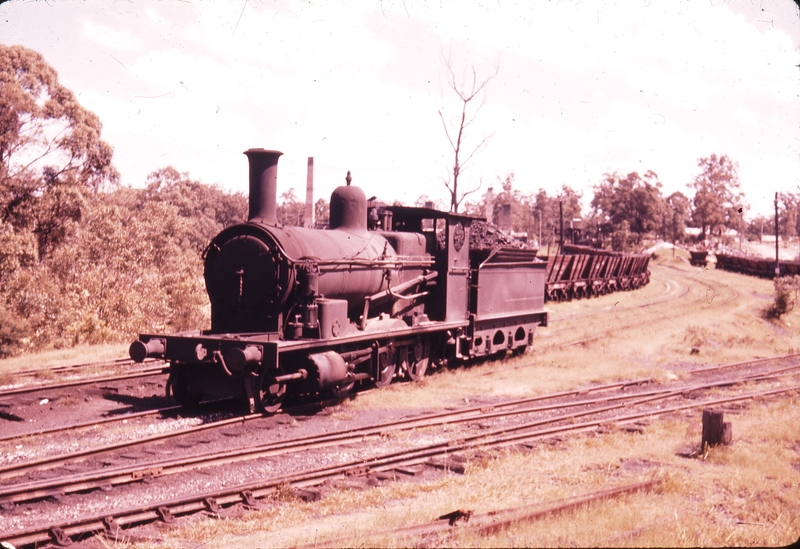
438, 51, 499, 213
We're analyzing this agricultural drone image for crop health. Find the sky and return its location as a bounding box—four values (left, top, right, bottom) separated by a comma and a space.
2, 0, 799, 219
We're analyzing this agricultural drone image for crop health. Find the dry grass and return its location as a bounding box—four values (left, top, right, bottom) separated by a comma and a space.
0, 343, 129, 377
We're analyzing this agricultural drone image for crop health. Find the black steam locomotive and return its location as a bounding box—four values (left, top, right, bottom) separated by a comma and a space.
130, 149, 548, 412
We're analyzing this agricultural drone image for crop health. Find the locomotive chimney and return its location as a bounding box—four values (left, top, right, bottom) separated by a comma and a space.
244, 149, 283, 225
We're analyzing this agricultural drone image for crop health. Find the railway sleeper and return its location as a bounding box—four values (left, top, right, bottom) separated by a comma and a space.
102, 516, 122, 539
240, 490, 260, 508
49, 527, 72, 547
204, 497, 222, 515
292, 488, 322, 502
157, 506, 175, 524
426, 456, 466, 475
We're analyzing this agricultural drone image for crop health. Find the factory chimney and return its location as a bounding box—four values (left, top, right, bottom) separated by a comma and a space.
485, 187, 494, 224
305, 157, 315, 228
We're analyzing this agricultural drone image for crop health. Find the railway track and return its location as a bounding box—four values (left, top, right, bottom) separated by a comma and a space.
0, 403, 185, 444
2, 338, 796, 483
9, 357, 154, 380
1, 366, 795, 507
0, 361, 167, 400
3, 354, 799, 546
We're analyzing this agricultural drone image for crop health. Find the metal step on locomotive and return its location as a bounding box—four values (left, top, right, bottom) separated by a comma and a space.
130, 149, 548, 413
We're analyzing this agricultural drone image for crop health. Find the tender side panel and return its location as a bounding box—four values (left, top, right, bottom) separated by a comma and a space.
470, 250, 547, 321
464, 248, 548, 357
475, 263, 546, 319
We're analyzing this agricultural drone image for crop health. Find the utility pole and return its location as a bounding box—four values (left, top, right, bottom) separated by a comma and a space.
738, 207, 743, 251
538, 210, 542, 250
672, 211, 677, 258
559, 200, 564, 254
775, 192, 780, 278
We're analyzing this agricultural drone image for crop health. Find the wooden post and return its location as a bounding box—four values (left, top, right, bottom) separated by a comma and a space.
702, 409, 732, 449
775, 192, 780, 278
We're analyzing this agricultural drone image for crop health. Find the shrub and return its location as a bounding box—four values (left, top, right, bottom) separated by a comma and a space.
768, 275, 800, 318
0, 306, 31, 358
0, 172, 248, 357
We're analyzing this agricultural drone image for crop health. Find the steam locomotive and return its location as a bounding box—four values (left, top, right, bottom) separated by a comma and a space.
130, 149, 548, 412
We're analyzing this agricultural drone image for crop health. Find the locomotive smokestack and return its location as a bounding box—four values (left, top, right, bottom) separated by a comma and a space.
244, 149, 283, 224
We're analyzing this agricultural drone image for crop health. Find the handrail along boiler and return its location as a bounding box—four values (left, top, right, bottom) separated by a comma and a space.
130, 149, 549, 412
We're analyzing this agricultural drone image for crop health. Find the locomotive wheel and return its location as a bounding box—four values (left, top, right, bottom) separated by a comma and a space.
253, 375, 286, 414
170, 365, 201, 407
407, 340, 430, 381
374, 350, 396, 388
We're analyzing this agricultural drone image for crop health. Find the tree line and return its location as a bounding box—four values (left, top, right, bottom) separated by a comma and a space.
0, 44, 789, 357
448, 151, 752, 253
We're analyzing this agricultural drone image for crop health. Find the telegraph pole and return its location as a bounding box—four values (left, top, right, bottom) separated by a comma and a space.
538, 210, 542, 249
775, 192, 780, 278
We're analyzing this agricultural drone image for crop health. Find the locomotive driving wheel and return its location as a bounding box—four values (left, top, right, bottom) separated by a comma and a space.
406, 339, 430, 381
253, 370, 286, 414
374, 349, 396, 388
169, 364, 201, 407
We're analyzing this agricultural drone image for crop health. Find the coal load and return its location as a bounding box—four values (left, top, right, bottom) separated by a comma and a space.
469, 220, 522, 250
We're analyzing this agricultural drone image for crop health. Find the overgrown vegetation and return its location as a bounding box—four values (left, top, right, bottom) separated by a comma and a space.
0, 169, 249, 357
768, 275, 800, 318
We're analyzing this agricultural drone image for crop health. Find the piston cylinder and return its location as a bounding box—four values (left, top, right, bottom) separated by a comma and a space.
307, 351, 349, 388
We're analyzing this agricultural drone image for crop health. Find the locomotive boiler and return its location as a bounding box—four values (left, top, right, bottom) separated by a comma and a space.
130, 149, 548, 413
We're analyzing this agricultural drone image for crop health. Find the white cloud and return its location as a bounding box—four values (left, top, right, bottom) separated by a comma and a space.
81, 19, 144, 51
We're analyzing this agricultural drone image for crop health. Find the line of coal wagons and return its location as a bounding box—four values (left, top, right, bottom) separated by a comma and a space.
543, 244, 651, 302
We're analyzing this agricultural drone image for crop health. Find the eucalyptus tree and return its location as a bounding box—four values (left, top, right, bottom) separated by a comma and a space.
0, 44, 118, 259
688, 154, 743, 239
590, 170, 667, 246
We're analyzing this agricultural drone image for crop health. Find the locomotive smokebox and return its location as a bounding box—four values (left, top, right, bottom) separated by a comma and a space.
245, 149, 283, 225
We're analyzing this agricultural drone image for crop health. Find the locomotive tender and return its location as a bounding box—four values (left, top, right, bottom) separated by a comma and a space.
130, 149, 548, 412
